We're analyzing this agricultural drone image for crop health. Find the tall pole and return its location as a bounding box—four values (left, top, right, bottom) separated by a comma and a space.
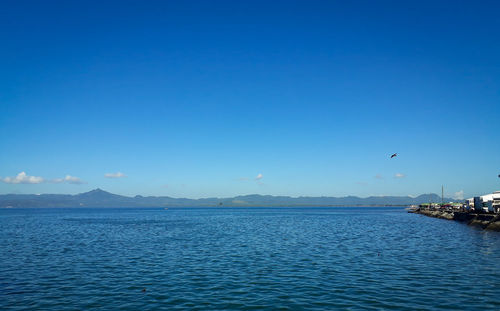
442, 185, 444, 206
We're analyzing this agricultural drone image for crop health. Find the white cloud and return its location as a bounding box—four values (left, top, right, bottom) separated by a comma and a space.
2, 172, 44, 184
52, 175, 85, 184
394, 173, 405, 178
453, 190, 464, 200
1, 172, 85, 185
104, 172, 127, 178
237, 174, 263, 182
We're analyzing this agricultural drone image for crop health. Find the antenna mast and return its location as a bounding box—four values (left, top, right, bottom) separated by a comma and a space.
442, 185, 444, 206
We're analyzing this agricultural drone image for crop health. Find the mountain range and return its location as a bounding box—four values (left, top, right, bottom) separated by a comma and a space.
0, 189, 456, 208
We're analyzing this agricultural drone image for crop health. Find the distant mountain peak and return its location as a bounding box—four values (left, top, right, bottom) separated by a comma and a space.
83, 188, 107, 193
78, 188, 116, 197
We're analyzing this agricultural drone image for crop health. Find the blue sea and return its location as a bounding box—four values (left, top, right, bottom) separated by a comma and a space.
1, 207, 499, 310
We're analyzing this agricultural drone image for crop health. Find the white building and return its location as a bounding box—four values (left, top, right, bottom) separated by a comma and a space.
467, 191, 500, 213
492, 191, 500, 213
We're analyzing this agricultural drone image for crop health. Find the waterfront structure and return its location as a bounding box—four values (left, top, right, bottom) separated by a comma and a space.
418, 203, 441, 210
418, 202, 464, 211
493, 191, 500, 213
474, 197, 483, 212
466, 191, 500, 213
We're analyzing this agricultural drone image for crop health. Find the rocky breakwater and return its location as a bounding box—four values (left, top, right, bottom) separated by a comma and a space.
413, 209, 500, 231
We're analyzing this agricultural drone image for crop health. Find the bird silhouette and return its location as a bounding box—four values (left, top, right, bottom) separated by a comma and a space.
390, 153, 397, 158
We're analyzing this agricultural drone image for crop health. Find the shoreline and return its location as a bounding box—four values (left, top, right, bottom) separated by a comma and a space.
412, 209, 500, 231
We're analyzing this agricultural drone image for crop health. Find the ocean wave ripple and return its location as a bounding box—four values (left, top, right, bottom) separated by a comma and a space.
1, 207, 500, 310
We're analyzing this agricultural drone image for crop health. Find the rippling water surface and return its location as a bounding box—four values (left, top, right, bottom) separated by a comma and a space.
1, 207, 499, 310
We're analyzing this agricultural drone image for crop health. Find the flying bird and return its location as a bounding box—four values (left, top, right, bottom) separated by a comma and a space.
390, 153, 397, 158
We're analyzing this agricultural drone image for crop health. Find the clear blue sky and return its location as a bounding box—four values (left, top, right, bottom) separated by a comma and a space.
1, 0, 499, 199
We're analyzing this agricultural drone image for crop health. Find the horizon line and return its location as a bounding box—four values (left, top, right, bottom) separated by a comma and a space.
0, 188, 459, 200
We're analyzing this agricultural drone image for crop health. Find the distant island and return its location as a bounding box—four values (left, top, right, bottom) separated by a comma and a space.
0, 188, 455, 208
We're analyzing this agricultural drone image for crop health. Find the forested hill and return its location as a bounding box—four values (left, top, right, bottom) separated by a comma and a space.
0, 189, 455, 208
